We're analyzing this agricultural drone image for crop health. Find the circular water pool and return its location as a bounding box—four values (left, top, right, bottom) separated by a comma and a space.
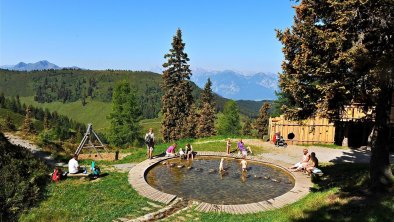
145, 156, 295, 205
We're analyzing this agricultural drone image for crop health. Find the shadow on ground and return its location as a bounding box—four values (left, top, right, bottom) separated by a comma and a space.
291, 163, 394, 222
328, 148, 394, 164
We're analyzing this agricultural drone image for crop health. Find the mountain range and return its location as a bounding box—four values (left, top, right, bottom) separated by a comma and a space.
0, 60, 79, 71
191, 69, 278, 101
1, 61, 279, 100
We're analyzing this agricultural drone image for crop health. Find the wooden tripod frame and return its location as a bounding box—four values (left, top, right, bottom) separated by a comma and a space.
74, 123, 108, 158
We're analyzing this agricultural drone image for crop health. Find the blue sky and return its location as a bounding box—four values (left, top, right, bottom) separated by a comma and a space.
0, 0, 296, 73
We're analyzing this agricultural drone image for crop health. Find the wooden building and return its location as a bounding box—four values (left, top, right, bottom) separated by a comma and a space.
269, 99, 394, 147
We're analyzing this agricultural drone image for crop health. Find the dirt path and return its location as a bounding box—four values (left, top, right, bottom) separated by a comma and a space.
243, 139, 394, 164
4, 132, 56, 166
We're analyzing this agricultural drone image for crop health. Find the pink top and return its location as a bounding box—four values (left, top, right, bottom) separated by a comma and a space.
166, 146, 175, 153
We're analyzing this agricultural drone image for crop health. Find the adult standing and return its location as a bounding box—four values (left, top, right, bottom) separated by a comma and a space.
145, 128, 155, 159
226, 138, 231, 154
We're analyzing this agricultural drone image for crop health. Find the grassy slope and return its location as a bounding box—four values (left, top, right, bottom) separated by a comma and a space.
0, 108, 43, 131
19, 96, 112, 132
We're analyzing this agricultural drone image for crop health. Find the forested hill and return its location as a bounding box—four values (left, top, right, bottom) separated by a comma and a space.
0, 69, 266, 122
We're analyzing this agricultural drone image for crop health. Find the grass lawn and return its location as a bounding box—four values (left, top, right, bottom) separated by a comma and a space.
19, 172, 163, 222
299, 143, 344, 149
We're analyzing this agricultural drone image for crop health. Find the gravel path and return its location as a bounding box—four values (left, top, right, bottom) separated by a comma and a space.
4, 132, 56, 166
243, 139, 394, 164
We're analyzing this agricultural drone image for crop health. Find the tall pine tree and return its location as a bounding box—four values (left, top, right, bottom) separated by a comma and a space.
254, 102, 271, 138
161, 29, 194, 141
197, 78, 216, 137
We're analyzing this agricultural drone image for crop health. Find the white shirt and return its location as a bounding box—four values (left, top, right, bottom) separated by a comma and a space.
68, 158, 79, 174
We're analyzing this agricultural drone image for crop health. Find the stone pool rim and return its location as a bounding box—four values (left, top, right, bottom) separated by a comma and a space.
128, 151, 312, 214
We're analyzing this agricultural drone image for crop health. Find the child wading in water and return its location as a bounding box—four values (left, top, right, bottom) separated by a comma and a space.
240, 157, 248, 172
219, 158, 225, 172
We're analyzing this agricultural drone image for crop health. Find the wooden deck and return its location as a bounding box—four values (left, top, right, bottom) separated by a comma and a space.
128, 152, 312, 214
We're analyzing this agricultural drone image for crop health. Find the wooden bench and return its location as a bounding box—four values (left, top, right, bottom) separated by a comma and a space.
67, 173, 89, 177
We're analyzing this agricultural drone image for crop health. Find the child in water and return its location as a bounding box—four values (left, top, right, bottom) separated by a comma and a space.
219, 158, 225, 172
240, 158, 248, 172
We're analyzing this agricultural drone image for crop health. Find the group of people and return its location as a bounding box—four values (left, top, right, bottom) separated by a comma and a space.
165, 143, 194, 160
53, 154, 100, 182
289, 148, 322, 176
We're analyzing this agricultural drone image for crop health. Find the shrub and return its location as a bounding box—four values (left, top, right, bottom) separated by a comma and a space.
0, 133, 49, 221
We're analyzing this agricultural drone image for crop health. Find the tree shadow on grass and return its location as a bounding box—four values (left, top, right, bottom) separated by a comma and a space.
291, 163, 394, 222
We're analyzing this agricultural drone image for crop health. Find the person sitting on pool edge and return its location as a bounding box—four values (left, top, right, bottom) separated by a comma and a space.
179, 147, 185, 159
166, 143, 177, 157
185, 143, 194, 160
306, 152, 319, 176
289, 148, 310, 172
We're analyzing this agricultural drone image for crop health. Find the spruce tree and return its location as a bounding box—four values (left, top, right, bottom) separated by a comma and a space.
22, 105, 35, 134
254, 102, 271, 138
197, 103, 216, 138
197, 78, 216, 137
184, 104, 198, 139
242, 117, 252, 136
108, 81, 142, 147
161, 29, 194, 141
217, 100, 241, 136
200, 78, 214, 107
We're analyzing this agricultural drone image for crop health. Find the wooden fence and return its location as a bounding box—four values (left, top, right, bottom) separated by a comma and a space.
269, 115, 335, 145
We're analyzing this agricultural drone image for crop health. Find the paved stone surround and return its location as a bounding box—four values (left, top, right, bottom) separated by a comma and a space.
128, 151, 312, 214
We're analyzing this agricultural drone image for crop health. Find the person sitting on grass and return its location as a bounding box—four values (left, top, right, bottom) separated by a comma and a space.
306, 152, 319, 176
185, 143, 194, 160
68, 154, 86, 174
166, 143, 177, 157
91, 161, 100, 179
289, 149, 310, 172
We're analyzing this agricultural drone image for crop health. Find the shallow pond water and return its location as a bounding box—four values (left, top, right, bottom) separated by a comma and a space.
145, 156, 295, 204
